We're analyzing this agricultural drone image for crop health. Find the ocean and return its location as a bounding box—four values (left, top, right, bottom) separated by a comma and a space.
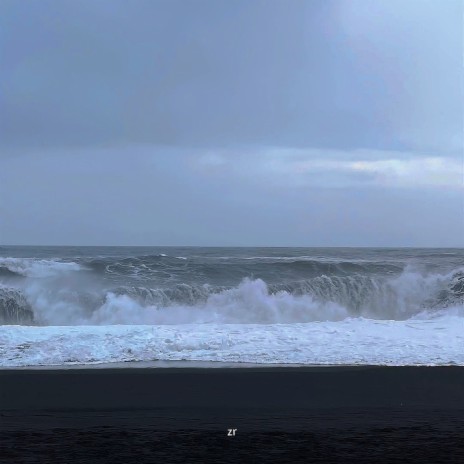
1, 246, 463, 367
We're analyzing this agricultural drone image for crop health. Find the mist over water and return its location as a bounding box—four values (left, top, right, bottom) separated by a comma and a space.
1, 247, 463, 366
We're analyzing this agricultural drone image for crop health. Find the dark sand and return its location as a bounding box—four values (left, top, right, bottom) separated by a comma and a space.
1, 366, 464, 463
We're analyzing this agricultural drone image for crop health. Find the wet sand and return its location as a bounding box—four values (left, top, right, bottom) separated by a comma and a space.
1, 366, 464, 463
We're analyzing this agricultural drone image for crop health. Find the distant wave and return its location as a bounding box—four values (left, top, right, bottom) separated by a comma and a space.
0, 266, 24, 278
75, 256, 405, 285
0, 257, 82, 278
0, 254, 422, 282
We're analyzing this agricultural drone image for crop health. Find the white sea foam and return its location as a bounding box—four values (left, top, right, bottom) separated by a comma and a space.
1, 311, 463, 367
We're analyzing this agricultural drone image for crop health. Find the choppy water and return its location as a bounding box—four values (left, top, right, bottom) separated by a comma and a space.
1, 247, 463, 366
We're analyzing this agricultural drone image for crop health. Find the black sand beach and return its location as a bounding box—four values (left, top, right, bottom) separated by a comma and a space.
1, 366, 464, 463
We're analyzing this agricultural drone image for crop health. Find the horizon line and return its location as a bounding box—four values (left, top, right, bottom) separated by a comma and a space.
1, 244, 463, 249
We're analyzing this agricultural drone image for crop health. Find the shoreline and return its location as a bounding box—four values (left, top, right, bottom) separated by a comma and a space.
0, 360, 315, 370
3, 359, 464, 370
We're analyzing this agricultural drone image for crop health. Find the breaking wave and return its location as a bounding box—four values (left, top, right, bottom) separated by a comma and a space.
1, 266, 462, 326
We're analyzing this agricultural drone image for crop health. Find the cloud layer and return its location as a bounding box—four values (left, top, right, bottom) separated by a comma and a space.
1, 146, 462, 246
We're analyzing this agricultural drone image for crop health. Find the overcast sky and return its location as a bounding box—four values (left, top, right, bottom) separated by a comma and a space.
1, 0, 463, 246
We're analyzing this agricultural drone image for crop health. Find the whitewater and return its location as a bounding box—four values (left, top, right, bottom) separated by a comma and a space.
1, 247, 463, 367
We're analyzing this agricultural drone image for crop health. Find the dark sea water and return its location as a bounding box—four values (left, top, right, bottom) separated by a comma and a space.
0, 247, 463, 367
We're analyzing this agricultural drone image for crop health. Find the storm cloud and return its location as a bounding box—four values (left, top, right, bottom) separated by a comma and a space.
0, 0, 462, 246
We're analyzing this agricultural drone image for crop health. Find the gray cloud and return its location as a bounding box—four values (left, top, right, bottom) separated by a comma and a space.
2, 0, 462, 152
